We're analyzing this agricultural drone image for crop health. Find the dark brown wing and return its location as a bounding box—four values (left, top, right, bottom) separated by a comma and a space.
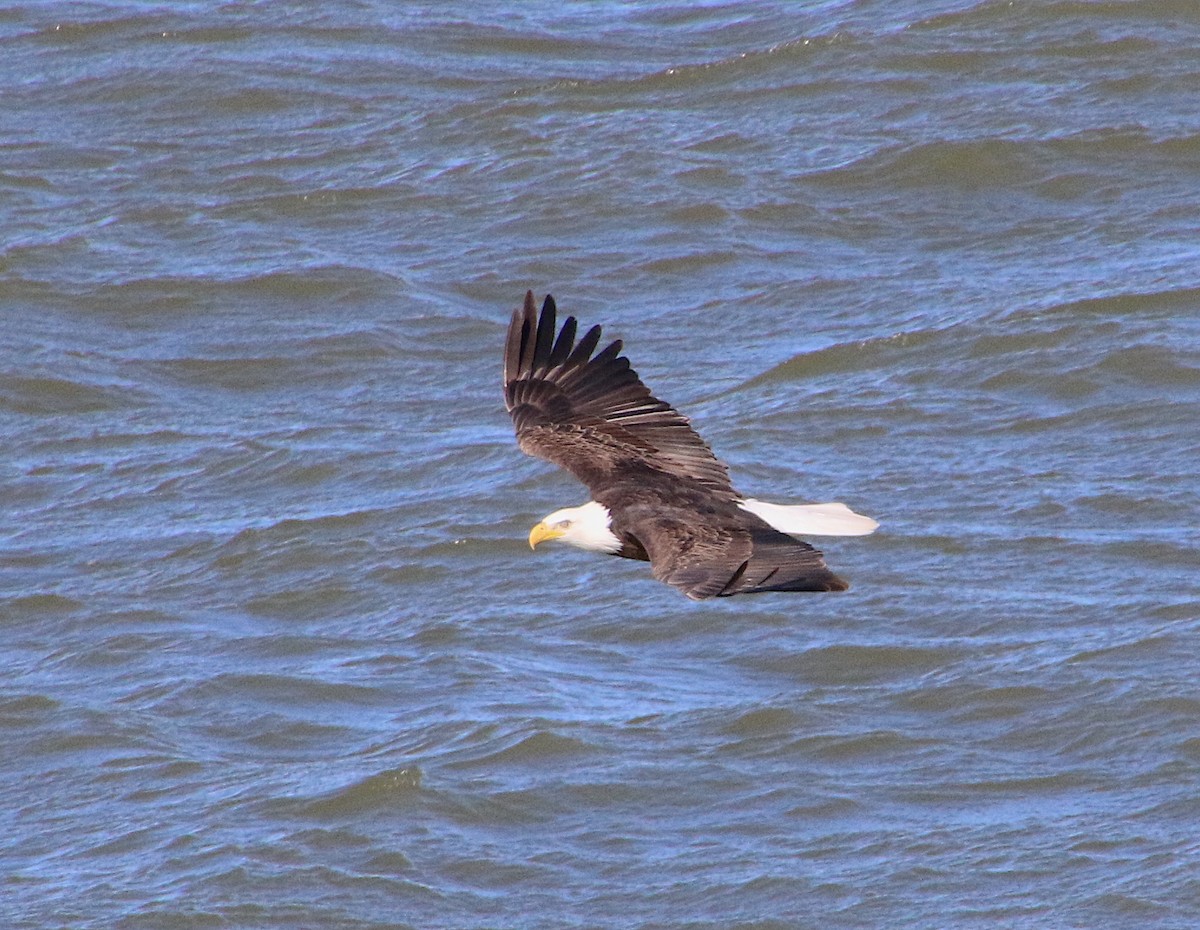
632, 505, 849, 600
504, 291, 735, 502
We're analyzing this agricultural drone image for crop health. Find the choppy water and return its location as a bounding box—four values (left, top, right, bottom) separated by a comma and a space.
4, 2, 1200, 927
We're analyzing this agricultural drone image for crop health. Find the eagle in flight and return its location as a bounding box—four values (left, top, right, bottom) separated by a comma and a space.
504, 292, 877, 600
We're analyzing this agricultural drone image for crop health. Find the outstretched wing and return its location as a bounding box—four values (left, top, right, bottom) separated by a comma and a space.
504, 291, 735, 502
634, 509, 849, 600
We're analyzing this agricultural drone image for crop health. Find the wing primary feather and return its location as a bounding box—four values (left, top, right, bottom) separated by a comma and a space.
566, 324, 603, 368
591, 339, 624, 367
719, 560, 751, 597
549, 316, 577, 368
531, 295, 557, 372
517, 291, 538, 378
504, 307, 523, 387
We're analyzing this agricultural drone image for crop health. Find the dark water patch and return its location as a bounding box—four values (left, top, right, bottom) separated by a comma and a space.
719, 706, 806, 738
0, 374, 138, 416
243, 720, 367, 755
55, 632, 195, 674
911, 0, 1200, 33
785, 795, 865, 820
423, 785, 555, 829
75, 823, 164, 860
167, 673, 391, 726
397, 620, 462, 649
801, 729, 929, 763
1088, 538, 1199, 571
903, 770, 1095, 805
1097, 343, 1200, 387
638, 248, 740, 276
243, 583, 371, 621
212, 509, 382, 557
555, 779, 649, 809
0, 169, 55, 193
1155, 130, 1200, 160
445, 729, 598, 770
438, 21, 613, 60
1077, 490, 1192, 522
288, 825, 374, 851
1037, 0, 1200, 27
682, 130, 760, 155
205, 87, 322, 117
744, 327, 942, 386
197, 716, 374, 765
366, 561, 453, 590
1066, 630, 1187, 667
655, 32, 859, 84
744, 643, 957, 686
146, 342, 400, 398
1044, 284, 1200, 320
293, 327, 402, 364
1012, 499, 1069, 520
154, 356, 321, 393
222, 633, 366, 663
0, 592, 85, 616
151, 448, 382, 511
900, 682, 1055, 722
666, 196, 734, 222
209, 185, 424, 226
361, 850, 414, 874
1081, 892, 1177, 922
110, 757, 207, 793
675, 164, 745, 189
977, 366, 1101, 401
1144, 601, 1200, 623
0, 693, 61, 732
966, 323, 1079, 358
26, 721, 169, 765
23, 11, 176, 45
807, 138, 1049, 191
82, 265, 402, 314
570, 607, 729, 645
438, 855, 558, 891
22, 428, 197, 461
992, 398, 1187, 435
1035, 169, 1102, 201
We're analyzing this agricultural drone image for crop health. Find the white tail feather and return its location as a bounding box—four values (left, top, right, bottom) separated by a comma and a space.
738, 498, 879, 537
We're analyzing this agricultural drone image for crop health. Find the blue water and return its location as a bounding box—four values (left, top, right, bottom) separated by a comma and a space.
3, 2, 1200, 927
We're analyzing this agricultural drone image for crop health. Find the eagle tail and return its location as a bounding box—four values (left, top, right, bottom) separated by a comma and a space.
738, 499, 878, 537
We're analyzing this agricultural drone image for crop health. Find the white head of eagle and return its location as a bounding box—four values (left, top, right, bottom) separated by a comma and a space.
528, 501, 623, 554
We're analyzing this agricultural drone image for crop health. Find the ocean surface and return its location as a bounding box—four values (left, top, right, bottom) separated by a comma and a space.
3, 2, 1199, 927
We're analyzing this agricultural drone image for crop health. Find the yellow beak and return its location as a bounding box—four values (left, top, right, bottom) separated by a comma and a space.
528, 521, 564, 549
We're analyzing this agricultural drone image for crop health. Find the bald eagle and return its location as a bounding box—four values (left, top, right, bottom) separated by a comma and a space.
504, 292, 877, 600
